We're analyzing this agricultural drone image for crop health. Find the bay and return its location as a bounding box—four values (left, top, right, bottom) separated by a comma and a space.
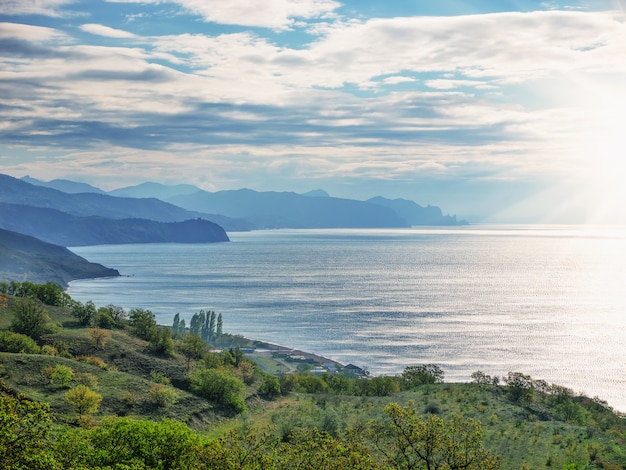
68, 225, 626, 411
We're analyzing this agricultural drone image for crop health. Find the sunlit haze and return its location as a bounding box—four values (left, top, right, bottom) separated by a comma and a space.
1, 0, 625, 222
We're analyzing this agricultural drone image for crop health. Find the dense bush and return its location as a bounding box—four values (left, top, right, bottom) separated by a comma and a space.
0, 330, 41, 354
10, 298, 55, 340
190, 367, 247, 413
0, 380, 57, 469
56, 417, 200, 469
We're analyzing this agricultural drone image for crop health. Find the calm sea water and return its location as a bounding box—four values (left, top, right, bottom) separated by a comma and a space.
68, 225, 626, 411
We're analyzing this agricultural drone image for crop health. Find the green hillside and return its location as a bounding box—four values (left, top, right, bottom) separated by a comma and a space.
0, 228, 119, 286
1, 283, 625, 469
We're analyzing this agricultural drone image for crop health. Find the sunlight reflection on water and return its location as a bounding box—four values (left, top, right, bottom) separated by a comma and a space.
68, 225, 626, 411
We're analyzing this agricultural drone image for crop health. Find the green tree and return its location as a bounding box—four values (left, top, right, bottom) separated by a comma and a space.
357, 375, 400, 396
172, 312, 181, 337
98, 304, 126, 327
294, 374, 329, 394
280, 428, 379, 470
198, 429, 278, 469
128, 308, 157, 341
504, 372, 535, 404
64, 385, 102, 416
369, 401, 500, 470
0, 330, 41, 354
401, 364, 445, 389
470, 370, 499, 385
258, 375, 281, 399
32, 282, 70, 306
47, 364, 74, 388
190, 311, 204, 337
207, 310, 216, 342
179, 333, 209, 370
216, 312, 223, 338
190, 368, 247, 413
88, 327, 111, 350
0, 380, 57, 469
71, 300, 97, 326
10, 297, 54, 340
149, 327, 175, 357
58, 417, 200, 469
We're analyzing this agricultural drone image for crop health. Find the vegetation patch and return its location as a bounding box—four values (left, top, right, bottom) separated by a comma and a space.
0, 282, 625, 469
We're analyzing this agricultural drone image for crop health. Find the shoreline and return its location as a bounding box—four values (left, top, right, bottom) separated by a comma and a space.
242, 337, 352, 376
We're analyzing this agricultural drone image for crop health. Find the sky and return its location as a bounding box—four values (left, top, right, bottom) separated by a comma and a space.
1, 0, 625, 222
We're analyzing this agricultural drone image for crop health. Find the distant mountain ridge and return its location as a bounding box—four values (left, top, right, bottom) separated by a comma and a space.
0, 227, 119, 286
14, 175, 251, 232
0, 174, 206, 223
21, 176, 107, 194
5, 173, 467, 237
166, 188, 410, 229
0, 202, 229, 246
368, 196, 467, 226
108, 182, 201, 199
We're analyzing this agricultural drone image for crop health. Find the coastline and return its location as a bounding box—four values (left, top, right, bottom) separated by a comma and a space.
243, 338, 350, 375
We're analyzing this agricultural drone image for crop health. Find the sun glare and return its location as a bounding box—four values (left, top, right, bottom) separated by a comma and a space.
572, 87, 626, 225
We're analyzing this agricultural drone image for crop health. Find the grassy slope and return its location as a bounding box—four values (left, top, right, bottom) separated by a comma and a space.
1, 295, 625, 469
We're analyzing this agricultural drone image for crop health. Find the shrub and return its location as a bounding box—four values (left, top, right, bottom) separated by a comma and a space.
190, 368, 246, 413
87, 328, 111, 350
64, 385, 102, 416
76, 356, 107, 369
41, 345, 58, 356
258, 375, 281, 399
0, 330, 40, 354
74, 372, 98, 388
148, 327, 175, 357
74, 418, 199, 469
150, 370, 171, 385
0, 380, 57, 468
148, 384, 177, 408
44, 364, 74, 388
93, 310, 115, 329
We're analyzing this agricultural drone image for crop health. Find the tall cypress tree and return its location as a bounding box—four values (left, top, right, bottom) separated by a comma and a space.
172, 313, 180, 337
190, 313, 201, 337
208, 311, 216, 342
216, 313, 223, 339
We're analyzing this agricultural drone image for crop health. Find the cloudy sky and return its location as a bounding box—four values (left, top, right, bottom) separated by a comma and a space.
1, 0, 625, 222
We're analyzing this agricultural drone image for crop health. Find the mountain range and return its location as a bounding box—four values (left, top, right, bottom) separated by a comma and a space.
18, 175, 465, 229
0, 172, 466, 285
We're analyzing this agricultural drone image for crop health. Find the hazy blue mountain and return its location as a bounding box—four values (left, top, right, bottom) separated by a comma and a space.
21, 175, 106, 194
0, 203, 229, 246
302, 189, 330, 198
109, 182, 201, 199
1, 174, 207, 222
367, 196, 467, 226
0, 227, 119, 286
168, 188, 410, 229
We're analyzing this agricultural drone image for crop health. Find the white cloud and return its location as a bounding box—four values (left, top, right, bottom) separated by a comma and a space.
141, 10, 626, 97
1, 0, 75, 17
383, 76, 416, 85
2, 8, 626, 202
80, 24, 136, 39
105, 0, 340, 29
0, 22, 70, 42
